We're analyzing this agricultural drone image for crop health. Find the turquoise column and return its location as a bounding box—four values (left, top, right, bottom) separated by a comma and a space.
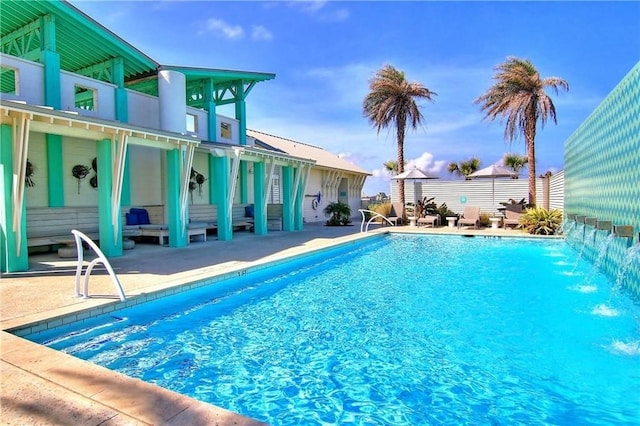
96, 139, 122, 256
213, 156, 232, 240
166, 149, 187, 247
253, 161, 267, 235
204, 79, 217, 142
235, 81, 247, 146
282, 166, 294, 231
0, 124, 28, 272
112, 58, 128, 122
46, 135, 64, 206
294, 167, 304, 230
40, 15, 61, 109
40, 15, 64, 206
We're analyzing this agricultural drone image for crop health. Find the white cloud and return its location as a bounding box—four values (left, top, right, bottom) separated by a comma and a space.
405, 152, 447, 175
288, 0, 349, 22
205, 18, 244, 40
289, 0, 327, 14
252, 25, 273, 41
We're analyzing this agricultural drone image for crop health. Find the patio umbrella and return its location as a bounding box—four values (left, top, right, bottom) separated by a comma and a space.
393, 167, 439, 212
468, 164, 517, 212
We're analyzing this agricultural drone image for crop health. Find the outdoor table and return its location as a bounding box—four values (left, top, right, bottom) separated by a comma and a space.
489, 217, 502, 229
446, 217, 457, 228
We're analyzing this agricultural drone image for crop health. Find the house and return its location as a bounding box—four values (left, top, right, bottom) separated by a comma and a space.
0, 0, 368, 273
247, 129, 370, 223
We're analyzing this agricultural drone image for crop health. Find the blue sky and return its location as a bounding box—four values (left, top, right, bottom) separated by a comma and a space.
71, 0, 640, 196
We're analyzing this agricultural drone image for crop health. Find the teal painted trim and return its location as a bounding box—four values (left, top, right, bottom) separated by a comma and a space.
46, 134, 64, 207
96, 139, 122, 256
205, 79, 217, 142
213, 156, 232, 241
282, 166, 294, 231
166, 149, 187, 247
240, 161, 248, 204
235, 81, 247, 145
121, 155, 131, 206
253, 161, 267, 235
294, 168, 304, 230
0, 124, 28, 272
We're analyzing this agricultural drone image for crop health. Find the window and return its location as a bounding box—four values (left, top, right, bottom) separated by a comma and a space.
74, 84, 96, 111
220, 122, 232, 139
1, 66, 18, 95
186, 113, 198, 133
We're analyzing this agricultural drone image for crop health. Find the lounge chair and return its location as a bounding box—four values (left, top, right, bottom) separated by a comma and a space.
502, 204, 523, 229
417, 215, 440, 227
387, 202, 405, 226
457, 206, 481, 229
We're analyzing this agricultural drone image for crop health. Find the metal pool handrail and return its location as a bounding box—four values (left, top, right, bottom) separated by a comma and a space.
72, 229, 126, 301
358, 209, 395, 233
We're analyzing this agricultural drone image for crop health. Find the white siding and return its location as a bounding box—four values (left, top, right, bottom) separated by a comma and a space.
549, 171, 565, 211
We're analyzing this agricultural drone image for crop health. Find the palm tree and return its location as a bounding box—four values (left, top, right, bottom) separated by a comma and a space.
447, 157, 480, 180
502, 153, 528, 178
383, 160, 401, 176
474, 57, 568, 205
363, 65, 436, 208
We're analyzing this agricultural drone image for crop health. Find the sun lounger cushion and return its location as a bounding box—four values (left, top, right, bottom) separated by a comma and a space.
245, 204, 255, 219
128, 208, 151, 225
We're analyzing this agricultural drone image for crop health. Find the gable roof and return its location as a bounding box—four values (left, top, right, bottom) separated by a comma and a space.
247, 129, 370, 176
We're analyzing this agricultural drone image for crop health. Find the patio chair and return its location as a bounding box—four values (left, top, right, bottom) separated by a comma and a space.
502, 204, 524, 229
387, 202, 405, 226
458, 206, 481, 229
417, 215, 440, 227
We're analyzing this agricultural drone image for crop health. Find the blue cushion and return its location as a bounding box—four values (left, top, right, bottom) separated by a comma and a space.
130, 208, 151, 225
245, 204, 254, 219
125, 213, 139, 226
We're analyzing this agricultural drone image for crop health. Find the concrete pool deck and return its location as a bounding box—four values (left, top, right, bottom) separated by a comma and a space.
1, 222, 538, 425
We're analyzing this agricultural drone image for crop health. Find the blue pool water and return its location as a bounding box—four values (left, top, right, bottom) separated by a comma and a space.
32, 235, 640, 425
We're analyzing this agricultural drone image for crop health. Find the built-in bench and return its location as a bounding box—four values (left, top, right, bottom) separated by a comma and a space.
189, 203, 283, 232
26, 207, 100, 249
189, 203, 253, 231
26, 206, 138, 257
122, 205, 206, 245
266, 204, 283, 231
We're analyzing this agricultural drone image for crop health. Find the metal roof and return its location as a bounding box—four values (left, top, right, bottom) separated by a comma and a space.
1, 1, 275, 102
247, 129, 371, 176
1, 0, 158, 82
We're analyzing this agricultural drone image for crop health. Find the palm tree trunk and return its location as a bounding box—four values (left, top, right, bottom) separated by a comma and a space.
525, 119, 537, 206
396, 121, 406, 210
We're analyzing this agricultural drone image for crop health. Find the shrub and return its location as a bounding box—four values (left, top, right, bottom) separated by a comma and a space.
324, 201, 352, 226
479, 213, 491, 228
368, 202, 392, 223
519, 207, 562, 235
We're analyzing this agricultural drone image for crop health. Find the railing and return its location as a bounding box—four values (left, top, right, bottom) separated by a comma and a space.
72, 230, 126, 301
358, 209, 395, 233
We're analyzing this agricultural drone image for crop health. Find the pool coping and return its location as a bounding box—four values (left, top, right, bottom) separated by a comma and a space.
1, 226, 555, 424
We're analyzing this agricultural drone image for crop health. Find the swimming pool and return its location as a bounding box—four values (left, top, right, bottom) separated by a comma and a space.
29, 234, 640, 425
